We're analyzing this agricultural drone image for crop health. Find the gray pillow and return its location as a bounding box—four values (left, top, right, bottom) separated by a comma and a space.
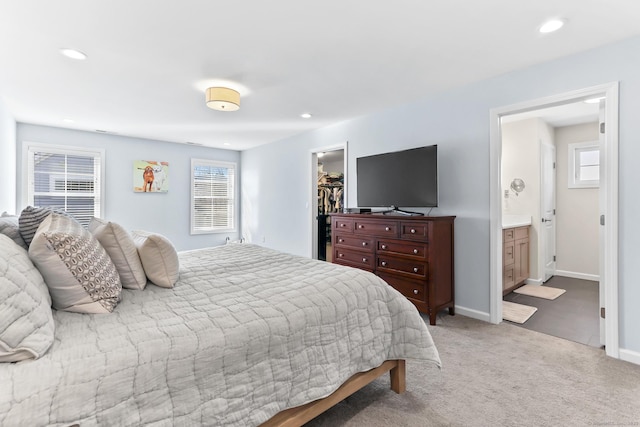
29, 213, 122, 314
89, 217, 147, 290
0, 234, 55, 362
18, 206, 75, 248
0, 212, 28, 250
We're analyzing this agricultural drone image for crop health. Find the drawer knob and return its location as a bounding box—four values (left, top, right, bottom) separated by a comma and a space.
339, 253, 344, 258
381, 244, 387, 250
413, 249, 419, 254
413, 267, 419, 273
340, 223, 346, 227
362, 258, 368, 263
362, 242, 367, 246
381, 261, 387, 267
385, 226, 390, 231
410, 228, 416, 234
413, 289, 419, 295
339, 239, 343, 243
359, 224, 364, 229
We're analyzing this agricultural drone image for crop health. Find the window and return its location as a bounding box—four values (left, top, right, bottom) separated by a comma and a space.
191, 159, 236, 234
568, 141, 599, 189
25, 142, 104, 227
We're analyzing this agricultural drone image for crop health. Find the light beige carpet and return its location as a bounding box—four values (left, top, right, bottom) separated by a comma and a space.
514, 284, 566, 300
305, 314, 640, 427
502, 300, 537, 324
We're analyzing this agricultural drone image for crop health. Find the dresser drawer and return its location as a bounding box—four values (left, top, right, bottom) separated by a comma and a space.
334, 218, 354, 233
334, 248, 375, 270
335, 234, 374, 252
378, 256, 428, 279
378, 240, 427, 259
378, 273, 426, 303
353, 220, 398, 237
401, 222, 429, 241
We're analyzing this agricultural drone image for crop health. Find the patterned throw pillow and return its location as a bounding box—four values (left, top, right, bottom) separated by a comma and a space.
0, 212, 28, 250
18, 206, 75, 248
29, 213, 122, 313
131, 230, 180, 288
89, 217, 147, 290
0, 234, 55, 362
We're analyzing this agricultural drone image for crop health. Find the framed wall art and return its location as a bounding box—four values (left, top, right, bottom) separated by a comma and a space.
133, 160, 169, 193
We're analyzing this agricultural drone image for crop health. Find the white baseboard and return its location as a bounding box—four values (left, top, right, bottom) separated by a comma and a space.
454, 305, 491, 323
619, 348, 640, 366
555, 270, 600, 282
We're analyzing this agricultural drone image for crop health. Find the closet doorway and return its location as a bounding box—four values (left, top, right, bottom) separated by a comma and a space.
310, 144, 347, 261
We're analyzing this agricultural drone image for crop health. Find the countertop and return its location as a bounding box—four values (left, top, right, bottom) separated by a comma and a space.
502, 214, 532, 229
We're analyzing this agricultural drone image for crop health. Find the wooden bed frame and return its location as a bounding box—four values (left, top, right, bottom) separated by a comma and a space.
260, 359, 406, 427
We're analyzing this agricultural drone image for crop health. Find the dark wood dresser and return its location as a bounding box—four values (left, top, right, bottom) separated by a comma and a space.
330, 213, 455, 325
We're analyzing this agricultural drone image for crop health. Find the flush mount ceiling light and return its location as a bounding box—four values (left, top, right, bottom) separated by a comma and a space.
206, 87, 240, 111
539, 19, 565, 34
301, 113, 312, 119
60, 48, 87, 60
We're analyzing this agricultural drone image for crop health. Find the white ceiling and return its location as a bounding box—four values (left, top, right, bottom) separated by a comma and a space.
1, 1, 639, 150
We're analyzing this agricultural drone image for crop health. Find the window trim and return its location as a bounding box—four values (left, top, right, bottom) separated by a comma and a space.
190, 158, 237, 235
568, 140, 600, 189
22, 141, 105, 220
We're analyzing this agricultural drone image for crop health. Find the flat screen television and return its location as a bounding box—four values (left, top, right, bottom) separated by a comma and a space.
356, 145, 438, 212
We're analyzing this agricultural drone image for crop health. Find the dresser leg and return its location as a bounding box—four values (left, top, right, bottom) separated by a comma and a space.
429, 312, 436, 325
449, 306, 455, 316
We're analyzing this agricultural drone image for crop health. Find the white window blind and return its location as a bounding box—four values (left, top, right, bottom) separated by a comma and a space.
191, 159, 236, 234
26, 143, 103, 227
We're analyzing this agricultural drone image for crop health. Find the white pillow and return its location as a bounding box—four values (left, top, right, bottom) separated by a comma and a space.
29, 213, 122, 314
131, 230, 179, 288
89, 217, 147, 290
0, 234, 55, 362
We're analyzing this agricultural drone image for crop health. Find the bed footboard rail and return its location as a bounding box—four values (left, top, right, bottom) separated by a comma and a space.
260, 359, 406, 427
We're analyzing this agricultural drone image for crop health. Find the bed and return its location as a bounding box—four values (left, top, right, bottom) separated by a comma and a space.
0, 228, 440, 426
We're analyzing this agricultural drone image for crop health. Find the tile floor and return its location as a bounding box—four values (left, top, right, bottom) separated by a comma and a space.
503, 276, 602, 348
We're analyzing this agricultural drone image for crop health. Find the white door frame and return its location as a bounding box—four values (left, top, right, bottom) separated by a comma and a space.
489, 82, 619, 358
309, 142, 348, 260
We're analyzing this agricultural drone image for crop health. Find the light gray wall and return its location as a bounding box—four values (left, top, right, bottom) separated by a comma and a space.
0, 98, 16, 214
555, 122, 599, 278
242, 34, 640, 356
16, 124, 241, 251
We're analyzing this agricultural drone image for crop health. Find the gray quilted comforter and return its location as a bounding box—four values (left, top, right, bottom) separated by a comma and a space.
0, 244, 440, 426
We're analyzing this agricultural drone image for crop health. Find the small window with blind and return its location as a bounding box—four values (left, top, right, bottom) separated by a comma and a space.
191, 159, 236, 234
25, 142, 104, 227
568, 141, 600, 189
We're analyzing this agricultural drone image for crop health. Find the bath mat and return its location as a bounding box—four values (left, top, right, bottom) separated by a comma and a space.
514, 284, 566, 300
503, 301, 537, 324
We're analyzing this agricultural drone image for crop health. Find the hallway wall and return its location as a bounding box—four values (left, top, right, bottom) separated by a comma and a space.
555, 122, 600, 279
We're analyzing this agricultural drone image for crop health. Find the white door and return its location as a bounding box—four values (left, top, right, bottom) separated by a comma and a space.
598, 101, 606, 346
541, 142, 556, 282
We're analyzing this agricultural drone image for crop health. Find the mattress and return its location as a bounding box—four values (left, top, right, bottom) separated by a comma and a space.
0, 243, 440, 426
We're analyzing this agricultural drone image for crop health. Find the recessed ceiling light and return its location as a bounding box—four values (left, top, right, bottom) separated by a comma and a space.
301, 113, 312, 119
62, 118, 75, 123
539, 19, 565, 34
584, 96, 605, 104
223, 142, 231, 146
60, 48, 87, 60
